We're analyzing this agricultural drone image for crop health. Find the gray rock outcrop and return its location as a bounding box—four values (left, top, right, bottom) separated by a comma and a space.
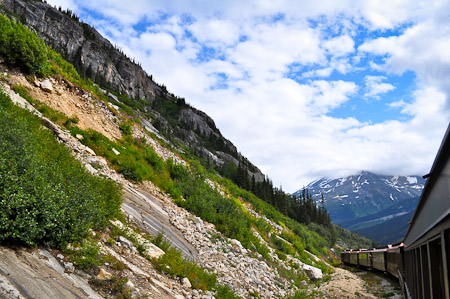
0, 0, 265, 182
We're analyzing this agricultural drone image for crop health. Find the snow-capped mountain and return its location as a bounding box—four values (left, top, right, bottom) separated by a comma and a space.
293, 171, 425, 227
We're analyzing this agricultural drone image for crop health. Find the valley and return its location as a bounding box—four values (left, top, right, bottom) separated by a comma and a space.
297, 172, 424, 244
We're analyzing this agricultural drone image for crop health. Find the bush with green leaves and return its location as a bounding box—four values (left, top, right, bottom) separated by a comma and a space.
0, 14, 47, 74
0, 90, 122, 247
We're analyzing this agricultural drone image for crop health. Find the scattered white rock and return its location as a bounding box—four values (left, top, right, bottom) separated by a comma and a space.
85, 163, 97, 174
125, 280, 135, 289
85, 146, 96, 156
112, 148, 120, 155
118, 236, 133, 249
75, 134, 84, 140
64, 262, 74, 273
97, 268, 112, 280
302, 264, 323, 280
40, 79, 53, 93
181, 277, 192, 288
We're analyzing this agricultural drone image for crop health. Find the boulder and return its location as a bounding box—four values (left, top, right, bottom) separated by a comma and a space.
85, 163, 97, 174
40, 79, 53, 93
64, 262, 74, 273
85, 146, 96, 156
302, 264, 323, 280
112, 148, 120, 155
181, 277, 192, 288
230, 239, 243, 248
118, 236, 133, 248
97, 268, 112, 280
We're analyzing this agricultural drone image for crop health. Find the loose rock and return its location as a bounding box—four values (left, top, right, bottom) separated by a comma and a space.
40, 79, 53, 93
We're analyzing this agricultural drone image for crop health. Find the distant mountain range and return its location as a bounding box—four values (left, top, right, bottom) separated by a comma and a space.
293, 171, 425, 244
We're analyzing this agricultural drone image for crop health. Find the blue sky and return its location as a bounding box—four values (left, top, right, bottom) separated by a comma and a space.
48, 0, 450, 192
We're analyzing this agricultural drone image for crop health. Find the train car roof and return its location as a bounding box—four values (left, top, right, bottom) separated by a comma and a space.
403, 123, 450, 247
372, 248, 387, 252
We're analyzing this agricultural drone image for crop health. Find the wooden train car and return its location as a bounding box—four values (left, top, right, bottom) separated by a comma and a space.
386, 245, 404, 279
349, 251, 358, 266
372, 248, 387, 272
357, 250, 371, 267
341, 251, 350, 264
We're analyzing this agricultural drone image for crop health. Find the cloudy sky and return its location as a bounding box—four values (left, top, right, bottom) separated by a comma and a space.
48, 0, 450, 192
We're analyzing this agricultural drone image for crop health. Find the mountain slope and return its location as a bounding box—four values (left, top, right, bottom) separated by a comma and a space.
340, 196, 419, 244
0, 0, 264, 182
295, 171, 424, 224
293, 171, 424, 243
340, 196, 419, 231
356, 210, 414, 245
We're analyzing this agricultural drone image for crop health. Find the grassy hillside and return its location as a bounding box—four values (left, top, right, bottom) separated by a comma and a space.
0, 89, 122, 247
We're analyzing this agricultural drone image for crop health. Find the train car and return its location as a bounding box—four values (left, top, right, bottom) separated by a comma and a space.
386, 244, 404, 279
341, 251, 350, 264
402, 124, 450, 299
372, 248, 387, 272
349, 250, 358, 266
357, 250, 371, 268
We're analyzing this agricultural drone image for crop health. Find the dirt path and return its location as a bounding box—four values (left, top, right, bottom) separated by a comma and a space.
317, 267, 377, 298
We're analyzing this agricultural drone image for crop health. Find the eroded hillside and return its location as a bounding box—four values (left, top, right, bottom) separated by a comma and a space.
0, 65, 378, 298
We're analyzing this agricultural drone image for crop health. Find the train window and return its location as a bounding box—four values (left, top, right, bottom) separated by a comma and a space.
445, 230, 450, 297
407, 250, 418, 299
429, 239, 445, 299
416, 248, 423, 299
421, 245, 430, 298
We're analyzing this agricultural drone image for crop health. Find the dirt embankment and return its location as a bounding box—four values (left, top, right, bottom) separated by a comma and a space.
7, 73, 122, 141
317, 267, 377, 298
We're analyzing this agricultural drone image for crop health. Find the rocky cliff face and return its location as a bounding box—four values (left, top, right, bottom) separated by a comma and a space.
0, 0, 264, 181
1, 0, 159, 100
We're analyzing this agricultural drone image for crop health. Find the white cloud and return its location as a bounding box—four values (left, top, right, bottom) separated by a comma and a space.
364, 75, 395, 99
323, 35, 355, 57
189, 19, 240, 46
229, 22, 325, 79
308, 80, 358, 113
360, 21, 450, 106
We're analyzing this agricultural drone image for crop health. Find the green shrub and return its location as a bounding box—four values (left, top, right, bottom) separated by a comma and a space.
0, 14, 47, 74
0, 90, 122, 248
119, 122, 132, 135
144, 149, 164, 171
154, 247, 217, 291
215, 285, 240, 299
118, 157, 144, 182
70, 241, 104, 271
